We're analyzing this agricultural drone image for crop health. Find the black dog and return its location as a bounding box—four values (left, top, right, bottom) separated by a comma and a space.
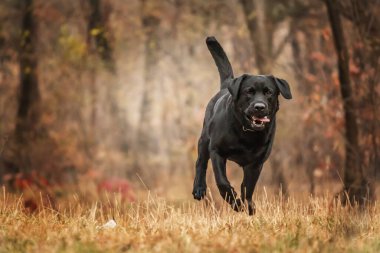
192, 37, 292, 215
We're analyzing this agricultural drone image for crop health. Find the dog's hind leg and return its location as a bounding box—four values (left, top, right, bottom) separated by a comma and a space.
192, 135, 210, 200
241, 164, 263, 215
210, 151, 241, 211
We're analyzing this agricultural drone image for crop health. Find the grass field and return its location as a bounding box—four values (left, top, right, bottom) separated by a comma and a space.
0, 188, 379, 253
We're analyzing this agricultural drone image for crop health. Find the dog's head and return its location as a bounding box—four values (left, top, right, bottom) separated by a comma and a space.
228, 74, 292, 131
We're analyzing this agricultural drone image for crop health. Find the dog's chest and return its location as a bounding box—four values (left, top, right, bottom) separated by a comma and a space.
219, 137, 268, 166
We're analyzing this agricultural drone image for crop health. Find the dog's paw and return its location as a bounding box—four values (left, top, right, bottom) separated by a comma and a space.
247, 201, 256, 216
192, 186, 207, 200
231, 198, 244, 212
217, 183, 236, 197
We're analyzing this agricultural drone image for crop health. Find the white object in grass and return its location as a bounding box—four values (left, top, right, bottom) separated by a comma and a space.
100, 219, 117, 229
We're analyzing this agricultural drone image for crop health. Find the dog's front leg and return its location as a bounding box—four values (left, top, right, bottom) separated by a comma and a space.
241, 163, 263, 215
192, 136, 210, 200
210, 151, 241, 211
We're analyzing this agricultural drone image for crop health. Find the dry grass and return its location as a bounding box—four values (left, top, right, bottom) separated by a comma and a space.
0, 188, 379, 253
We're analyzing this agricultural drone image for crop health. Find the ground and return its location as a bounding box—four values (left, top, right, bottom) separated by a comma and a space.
0, 189, 379, 253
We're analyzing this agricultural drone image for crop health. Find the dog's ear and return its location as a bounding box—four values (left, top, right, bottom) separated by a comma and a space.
228, 74, 247, 101
270, 76, 292, 99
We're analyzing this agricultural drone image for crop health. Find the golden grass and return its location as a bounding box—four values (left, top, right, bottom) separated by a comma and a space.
0, 189, 379, 253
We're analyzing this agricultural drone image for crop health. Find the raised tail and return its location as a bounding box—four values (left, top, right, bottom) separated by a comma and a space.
206, 36, 234, 90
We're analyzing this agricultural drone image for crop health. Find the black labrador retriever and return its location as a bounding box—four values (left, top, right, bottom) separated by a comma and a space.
192, 36, 292, 215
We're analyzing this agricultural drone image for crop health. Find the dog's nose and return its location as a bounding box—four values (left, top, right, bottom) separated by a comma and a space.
254, 103, 266, 111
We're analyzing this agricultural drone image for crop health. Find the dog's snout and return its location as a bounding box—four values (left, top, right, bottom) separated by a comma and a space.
254, 102, 266, 112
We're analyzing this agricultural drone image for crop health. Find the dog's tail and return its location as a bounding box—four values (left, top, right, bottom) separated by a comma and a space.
206, 36, 234, 90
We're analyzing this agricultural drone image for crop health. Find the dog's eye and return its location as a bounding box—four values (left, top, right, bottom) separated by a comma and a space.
263, 88, 272, 96
247, 88, 255, 95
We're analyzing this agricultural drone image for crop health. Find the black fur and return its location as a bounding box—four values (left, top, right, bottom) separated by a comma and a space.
192, 37, 292, 215
205, 36, 234, 89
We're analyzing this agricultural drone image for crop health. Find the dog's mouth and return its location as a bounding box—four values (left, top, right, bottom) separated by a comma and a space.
245, 115, 270, 130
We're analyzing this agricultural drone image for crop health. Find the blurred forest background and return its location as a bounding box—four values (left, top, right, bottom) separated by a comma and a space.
0, 0, 379, 205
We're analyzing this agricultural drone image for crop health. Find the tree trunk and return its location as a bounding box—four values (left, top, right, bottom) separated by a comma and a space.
135, 0, 165, 183
337, 0, 380, 182
16, 0, 40, 147
86, 0, 131, 155
138, 2, 160, 153
87, 0, 114, 72
240, 0, 271, 74
368, 57, 380, 180
325, 0, 372, 205
270, 155, 288, 196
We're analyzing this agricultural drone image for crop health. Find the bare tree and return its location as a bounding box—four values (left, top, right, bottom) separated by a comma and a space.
15, 0, 40, 172
324, 0, 372, 205
134, 0, 165, 182
138, 0, 161, 152
240, 0, 271, 74
87, 0, 114, 72
337, 0, 380, 181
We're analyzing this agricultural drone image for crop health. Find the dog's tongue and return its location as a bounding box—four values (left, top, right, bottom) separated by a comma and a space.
253, 116, 270, 123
